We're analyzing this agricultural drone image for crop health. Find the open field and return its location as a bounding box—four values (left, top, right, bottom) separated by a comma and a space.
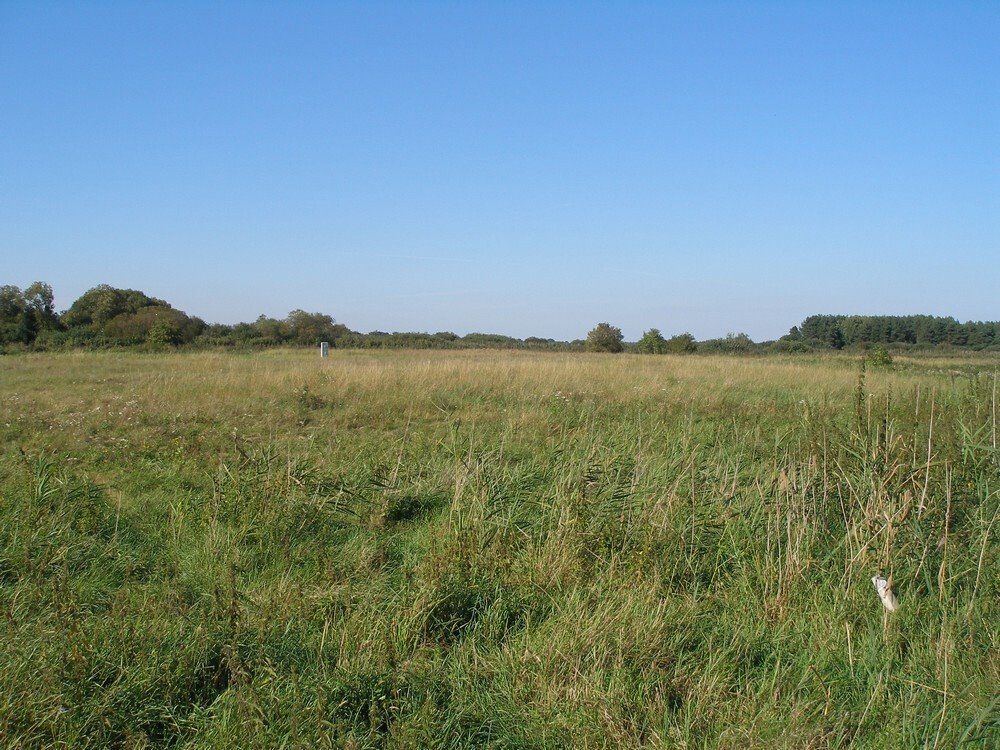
1, 349, 997, 748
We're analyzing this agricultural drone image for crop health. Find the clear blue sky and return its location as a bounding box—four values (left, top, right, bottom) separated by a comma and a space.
2, 2, 997, 341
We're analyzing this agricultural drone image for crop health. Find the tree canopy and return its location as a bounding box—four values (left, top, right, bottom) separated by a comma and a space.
637, 329, 667, 354
0, 281, 63, 345
61, 284, 170, 330
585, 323, 624, 353
788, 314, 999, 350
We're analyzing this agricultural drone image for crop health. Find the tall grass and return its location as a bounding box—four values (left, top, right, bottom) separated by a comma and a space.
0, 350, 996, 748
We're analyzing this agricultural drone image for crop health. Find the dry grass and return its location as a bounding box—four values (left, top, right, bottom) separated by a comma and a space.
0, 349, 997, 748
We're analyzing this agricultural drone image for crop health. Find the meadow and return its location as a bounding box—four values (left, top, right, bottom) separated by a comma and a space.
0, 349, 997, 749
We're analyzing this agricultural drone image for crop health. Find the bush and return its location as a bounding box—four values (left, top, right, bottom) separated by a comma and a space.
867, 345, 893, 367
698, 332, 755, 354
147, 320, 181, 348
103, 306, 196, 346
769, 338, 816, 353
666, 333, 697, 353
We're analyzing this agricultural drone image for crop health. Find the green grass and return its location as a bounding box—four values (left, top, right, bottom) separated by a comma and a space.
1, 349, 997, 748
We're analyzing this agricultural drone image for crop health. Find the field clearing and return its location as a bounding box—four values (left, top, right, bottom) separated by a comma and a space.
1, 349, 998, 748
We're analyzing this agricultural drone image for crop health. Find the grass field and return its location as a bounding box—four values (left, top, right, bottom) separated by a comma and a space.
1, 349, 997, 749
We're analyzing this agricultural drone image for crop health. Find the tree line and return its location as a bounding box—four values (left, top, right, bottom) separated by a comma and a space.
782, 314, 1000, 351
0, 283, 582, 352
1, 282, 997, 353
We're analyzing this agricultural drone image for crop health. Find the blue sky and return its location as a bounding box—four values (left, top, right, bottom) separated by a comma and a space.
2, 2, 997, 341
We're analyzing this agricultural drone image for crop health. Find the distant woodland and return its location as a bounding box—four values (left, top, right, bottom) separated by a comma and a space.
2, 282, 999, 353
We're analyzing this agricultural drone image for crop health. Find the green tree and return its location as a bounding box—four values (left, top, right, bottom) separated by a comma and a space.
0, 286, 27, 344
103, 306, 198, 345
800, 315, 845, 349
23, 282, 59, 329
17, 308, 38, 344
637, 328, 667, 354
62, 285, 169, 330
585, 323, 624, 353
0, 285, 26, 323
700, 332, 755, 354
285, 310, 349, 345
254, 315, 289, 344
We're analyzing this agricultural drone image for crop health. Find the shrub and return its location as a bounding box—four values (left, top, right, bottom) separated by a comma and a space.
666, 333, 697, 353
147, 320, 181, 348
867, 344, 893, 367
698, 332, 755, 354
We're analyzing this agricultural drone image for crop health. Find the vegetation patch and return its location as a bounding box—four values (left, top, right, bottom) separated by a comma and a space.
0, 349, 996, 747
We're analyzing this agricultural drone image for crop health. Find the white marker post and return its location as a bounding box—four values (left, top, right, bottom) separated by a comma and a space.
871, 575, 898, 612
320, 341, 329, 358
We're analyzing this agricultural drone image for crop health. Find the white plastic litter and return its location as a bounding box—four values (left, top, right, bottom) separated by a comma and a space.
871, 575, 899, 612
